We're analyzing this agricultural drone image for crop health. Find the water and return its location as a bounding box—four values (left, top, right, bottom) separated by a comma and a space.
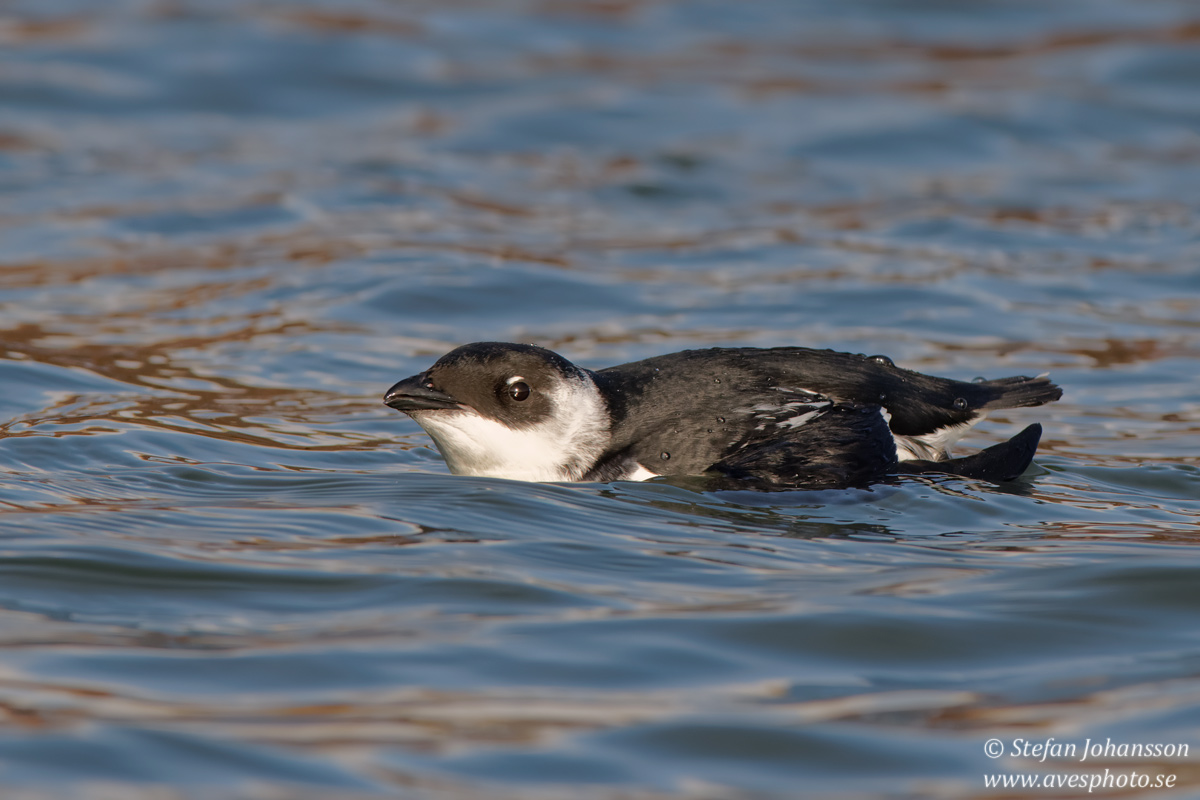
2, 1, 1199, 798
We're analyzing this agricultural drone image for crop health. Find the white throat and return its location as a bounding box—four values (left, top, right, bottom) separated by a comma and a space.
410, 373, 610, 482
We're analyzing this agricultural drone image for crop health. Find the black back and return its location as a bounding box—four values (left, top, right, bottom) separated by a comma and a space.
586, 347, 1060, 480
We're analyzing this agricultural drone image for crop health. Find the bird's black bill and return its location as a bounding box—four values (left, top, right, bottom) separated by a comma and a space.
384, 374, 461, 411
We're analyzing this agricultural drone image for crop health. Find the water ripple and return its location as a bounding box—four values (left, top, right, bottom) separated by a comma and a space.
2, 0, 1200, 797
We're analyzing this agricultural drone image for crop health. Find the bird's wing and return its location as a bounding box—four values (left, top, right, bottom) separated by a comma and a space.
713, 401, 898, 489
725, 347, 1061, 437
601, 347, 1061, 440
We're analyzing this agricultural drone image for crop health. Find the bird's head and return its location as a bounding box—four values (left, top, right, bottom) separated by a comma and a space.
384, 342, 609, 481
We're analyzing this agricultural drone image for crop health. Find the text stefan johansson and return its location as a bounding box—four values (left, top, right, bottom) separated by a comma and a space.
1003, 738, 1188, 763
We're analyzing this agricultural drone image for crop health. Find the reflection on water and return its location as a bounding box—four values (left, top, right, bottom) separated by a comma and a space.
2, 0, 1200, 797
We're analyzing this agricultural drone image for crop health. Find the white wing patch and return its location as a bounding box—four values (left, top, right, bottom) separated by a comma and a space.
777, 408, 825, 429
622, 464, 660, 481
748, 387, 831, 432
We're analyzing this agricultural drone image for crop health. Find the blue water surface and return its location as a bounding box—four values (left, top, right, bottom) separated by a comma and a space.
1, 1, 1199, 798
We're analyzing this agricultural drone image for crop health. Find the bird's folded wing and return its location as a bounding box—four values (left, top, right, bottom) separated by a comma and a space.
712, 402, 898, 490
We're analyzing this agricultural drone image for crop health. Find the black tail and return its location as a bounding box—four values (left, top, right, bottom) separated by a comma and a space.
897, 423, 1043, 483
979, 376, 1062, 410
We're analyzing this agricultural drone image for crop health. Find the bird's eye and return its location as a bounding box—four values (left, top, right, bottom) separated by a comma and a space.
508, 381, 531, 401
